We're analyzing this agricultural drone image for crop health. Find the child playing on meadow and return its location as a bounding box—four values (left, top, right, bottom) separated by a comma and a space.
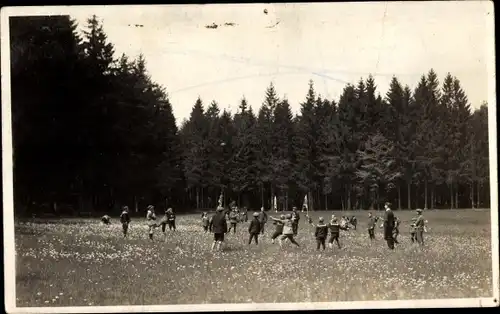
350, 216, 358, 230
414, 208, 426, 245
201, 212, 210, 233
409, 215, 418, 243
166, 208, 176, 231
146, 205, 157, 241
393, 216, 401, 244
327, 215, 347, 249
119, 206, 130, 238
312, 217, 329, 251
228, 209, 239, 234
211, 206, 228, 251
270, 214, 300, 248
101, 215, 111, 225
367, 212, 378, 241
248, 212, 261, 245
271, 214, 285, 244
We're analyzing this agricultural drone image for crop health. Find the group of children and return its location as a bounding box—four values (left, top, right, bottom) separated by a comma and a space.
101, 203, 427, 250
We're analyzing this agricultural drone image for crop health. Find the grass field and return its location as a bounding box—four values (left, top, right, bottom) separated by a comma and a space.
14, 209, 493, 306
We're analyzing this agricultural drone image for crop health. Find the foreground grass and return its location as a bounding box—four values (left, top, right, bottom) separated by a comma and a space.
14, 209, 493, 306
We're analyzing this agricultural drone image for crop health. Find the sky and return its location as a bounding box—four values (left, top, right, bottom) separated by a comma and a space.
24, 2, 495, 123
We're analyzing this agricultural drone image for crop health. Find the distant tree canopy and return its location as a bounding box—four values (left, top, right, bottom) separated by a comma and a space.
10, 15, 490, 216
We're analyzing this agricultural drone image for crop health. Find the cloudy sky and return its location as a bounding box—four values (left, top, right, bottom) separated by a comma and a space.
10, 2, 494, 123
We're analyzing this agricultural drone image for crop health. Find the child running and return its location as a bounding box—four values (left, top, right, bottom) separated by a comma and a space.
367, 212, 378, 241
327, 215, 347, 249
248, 212, 261, 245
119, 206, 130, 238
271, 214, 285, 243
270, 214, 300, 248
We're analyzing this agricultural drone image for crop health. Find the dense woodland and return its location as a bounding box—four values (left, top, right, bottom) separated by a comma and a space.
10, 15, 490, 216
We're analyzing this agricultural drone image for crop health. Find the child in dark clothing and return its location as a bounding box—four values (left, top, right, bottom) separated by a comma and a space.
271, 214, 285, 243
228, 209, 239, 233
367, 212, 378, 241
248, 212, 261, 245
166, 208, 176, 231
119, 206, 130, 238
313, 217, 329, 251
328, 216, 347, 249
101, 215, 111, 225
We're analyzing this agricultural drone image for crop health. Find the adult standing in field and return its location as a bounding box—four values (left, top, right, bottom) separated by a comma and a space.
258, 207, 268, 235
414, 208, 426, 245
211, 206, 228, 251
383, 202, 395, 249
146, 205, 157, 241
291, 206, 300, 236
120, 206, 131, 238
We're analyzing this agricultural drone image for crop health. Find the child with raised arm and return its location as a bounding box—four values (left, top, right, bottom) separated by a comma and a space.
327, 215, 347, 249
271, 214, 285, 244
270, 214, 300, 248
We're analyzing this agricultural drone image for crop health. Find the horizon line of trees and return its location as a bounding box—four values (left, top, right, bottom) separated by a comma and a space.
10, 15, 490, 216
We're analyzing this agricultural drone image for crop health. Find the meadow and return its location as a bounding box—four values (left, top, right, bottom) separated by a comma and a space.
14, 209, 493, 307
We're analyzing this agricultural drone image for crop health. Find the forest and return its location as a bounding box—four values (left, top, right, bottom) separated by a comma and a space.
9, 15, 490, 216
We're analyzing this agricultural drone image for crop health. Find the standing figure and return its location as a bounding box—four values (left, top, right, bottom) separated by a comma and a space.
409, 215, 418, 243
383, 202, 395, 249
248, 212, 261, 245
258, 207, 268, 235
414, 208, 426, 245
270, 214, 300, 248
313, 217, 329, 251
101, 215, 111, 225
146, 205, 157, 241
166, 208, 176, 231
228, 209, 239, 233
393, 216, 400, 244
160, 209, 169, 233
271, 214, 285, 243
242, 207, 248, 222
291, 207, 300, 236
120, 206, 131, 238
367, 212, 377, 240
201, 212, 210, 233
211, 206, 228, 251
350, 216, 358, 230
327, 216, 347, 249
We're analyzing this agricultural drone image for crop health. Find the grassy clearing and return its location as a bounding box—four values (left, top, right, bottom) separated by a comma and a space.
14, 209, 492, 306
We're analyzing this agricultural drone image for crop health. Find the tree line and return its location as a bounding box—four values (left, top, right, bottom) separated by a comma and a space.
10, 15, 490, 216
